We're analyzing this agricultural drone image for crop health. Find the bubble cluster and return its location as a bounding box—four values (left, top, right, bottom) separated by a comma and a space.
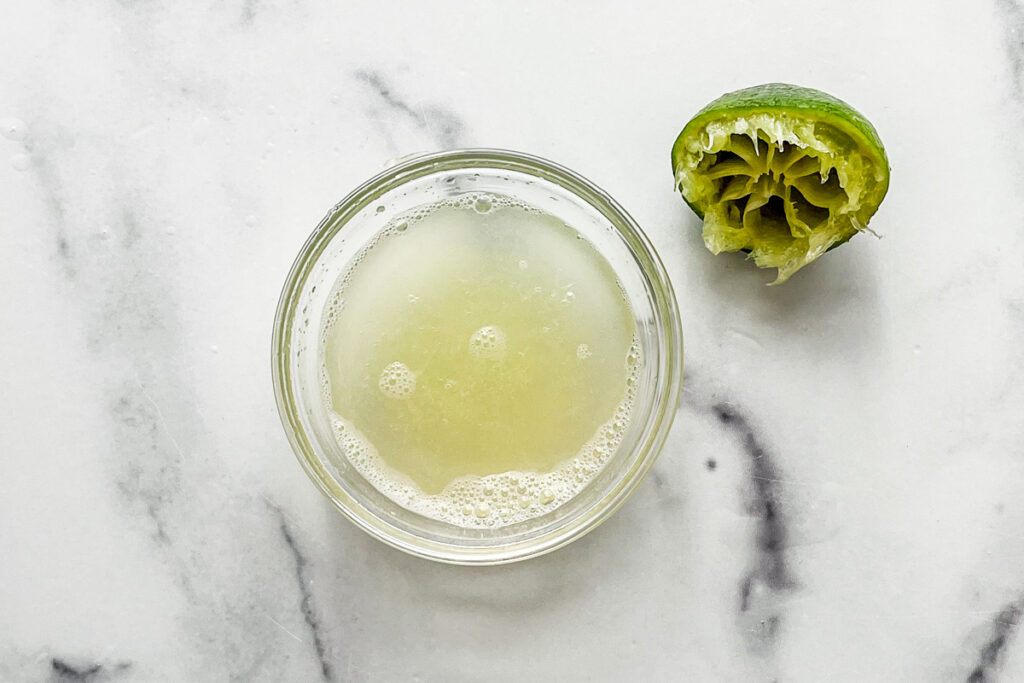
321, 336, 644, 529
576, 343, 592, 360
378, 361, 416, 399
468, 325, 507, 360
441, 191, 536, 215
319, 292, 346, 344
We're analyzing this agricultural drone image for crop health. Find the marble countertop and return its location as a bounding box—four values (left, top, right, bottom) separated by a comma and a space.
4, 1, 1024, 681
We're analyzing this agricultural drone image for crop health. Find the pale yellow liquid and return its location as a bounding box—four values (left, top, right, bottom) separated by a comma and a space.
322, 194, 638, 524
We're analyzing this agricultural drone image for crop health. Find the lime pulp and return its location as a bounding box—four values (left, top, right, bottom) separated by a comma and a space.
671, 83, 890, 283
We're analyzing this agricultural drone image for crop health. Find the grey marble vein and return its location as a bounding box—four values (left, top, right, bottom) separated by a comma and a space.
645, 467, 683, 510
23, 129, 76, 279
676, 375, 797, 656
711, 401, 794, 647
355, 69, 466, 150
50, 658, 131, 683
272, 504, 336, 682
996, 0, 1024, 98
966, 598, 1024, 682
98, 207, 190, 553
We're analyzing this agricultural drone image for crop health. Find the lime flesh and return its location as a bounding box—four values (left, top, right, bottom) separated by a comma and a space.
672, 83, 890, 283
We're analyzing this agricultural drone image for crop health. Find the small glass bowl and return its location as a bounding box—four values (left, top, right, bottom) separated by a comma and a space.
272, 149, 682, 564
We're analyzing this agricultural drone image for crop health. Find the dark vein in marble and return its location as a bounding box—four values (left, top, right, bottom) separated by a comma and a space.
50, 657, 130, 682
52, 659, 100, 681
30, 151, 76, 279
355, 69, 465, 149
112, 383, 181, 547
975, 13, 1024, 679
93, 205, 197, 603
271, 504, 334, 682
713, 403, 792, 593
995, 0, 1024, 98
647, 467, 682, 509
712, 402, 794, 646
966, 597, 1024, 682
92, 203, 188, 552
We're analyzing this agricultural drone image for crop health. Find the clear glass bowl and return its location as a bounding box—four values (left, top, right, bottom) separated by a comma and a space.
272, 149, 682, 564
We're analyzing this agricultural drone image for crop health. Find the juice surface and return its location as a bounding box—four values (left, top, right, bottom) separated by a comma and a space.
322, 193, 638, 524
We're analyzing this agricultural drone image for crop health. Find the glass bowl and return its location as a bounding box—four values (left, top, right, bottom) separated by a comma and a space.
272, 149, 682, 564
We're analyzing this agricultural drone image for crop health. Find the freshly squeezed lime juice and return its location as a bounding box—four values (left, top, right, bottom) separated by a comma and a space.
321, 193, 640, 527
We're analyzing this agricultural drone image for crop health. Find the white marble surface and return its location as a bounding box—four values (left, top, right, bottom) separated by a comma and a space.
3, 1, 1024, 681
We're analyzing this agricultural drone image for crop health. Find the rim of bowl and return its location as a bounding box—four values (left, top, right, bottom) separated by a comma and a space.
271, 148, 683, 565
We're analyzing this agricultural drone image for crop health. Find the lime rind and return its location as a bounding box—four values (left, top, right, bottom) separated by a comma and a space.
672, 84, 889, 283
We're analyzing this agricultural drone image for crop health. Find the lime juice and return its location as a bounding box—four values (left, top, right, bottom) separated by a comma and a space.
320, 193, 640, 527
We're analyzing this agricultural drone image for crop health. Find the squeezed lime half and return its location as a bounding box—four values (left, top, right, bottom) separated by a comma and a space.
671, 83, 890, 283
